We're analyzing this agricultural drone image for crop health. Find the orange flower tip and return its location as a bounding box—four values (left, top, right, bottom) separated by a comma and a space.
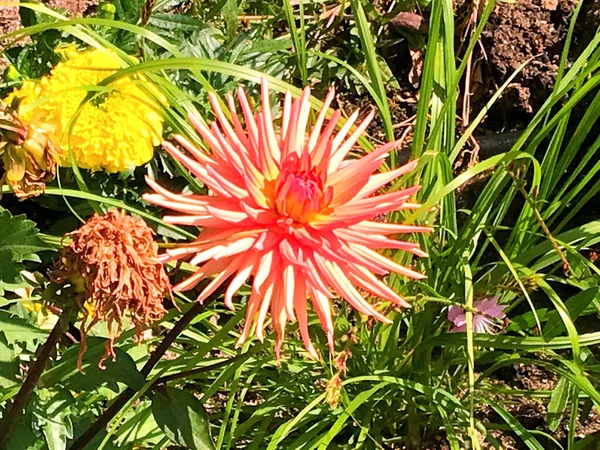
327, 344, 335, 355
306, 347, 320, 360
224, 294, 235, 310
380, 316, 393, 325
405, 159, 419, 170
275, 342, 283, 360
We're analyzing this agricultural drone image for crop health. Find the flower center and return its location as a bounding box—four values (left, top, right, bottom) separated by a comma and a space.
275, 170, 323, 223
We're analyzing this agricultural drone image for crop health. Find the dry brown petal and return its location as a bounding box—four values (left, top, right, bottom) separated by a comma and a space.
0, 103, 61, 199
51, 209, 171, 369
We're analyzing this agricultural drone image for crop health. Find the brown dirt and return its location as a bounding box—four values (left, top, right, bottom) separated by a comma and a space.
0, 6, 20, 36
480, 0, 578, 116
0, 5, 22, 74
480, 364, 600, 448
45, 0, 95, 14
1, 0, 98, 78
336, 87, 418, 159
1, 0, 95, 38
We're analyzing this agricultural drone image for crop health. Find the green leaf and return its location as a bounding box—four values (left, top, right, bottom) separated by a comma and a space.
349, 0, 394, 143
114, 0, 144, 22
574, 431, 600, 449
33, 389, 75, 450
43, 337, 145, 392
0, 335, 20, 389
251, 38, 293, 53
283, 0, 307, 84
487, 399, 545, 450
0, 210, 50, 287
223, 0, 238, 42
0, 310, 48, 353
149, 14, 206, 31
152, 387, 215, 450
542, 287, 599, 339
547, 377, 570, 432
5, 420, 46, 450
113, 399, 162, 448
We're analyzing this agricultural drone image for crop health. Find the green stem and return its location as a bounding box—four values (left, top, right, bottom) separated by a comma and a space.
0, 307, 74, 447
69, 297, 216, 450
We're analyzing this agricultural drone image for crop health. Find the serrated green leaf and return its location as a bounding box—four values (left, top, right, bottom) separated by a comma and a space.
0, 310, 48, 353
34, 389, 75, 450
251, 38, 292, 53
0, 210, 50, 288
152, 387, 215, 450
0, 335, 19, 389
223, 0, 238, 42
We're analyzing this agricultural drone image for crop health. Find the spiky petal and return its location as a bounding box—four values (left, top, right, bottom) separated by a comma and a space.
145, 78, 430, 359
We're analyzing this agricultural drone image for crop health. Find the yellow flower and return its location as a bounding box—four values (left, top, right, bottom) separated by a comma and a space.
6, 46, 164, 173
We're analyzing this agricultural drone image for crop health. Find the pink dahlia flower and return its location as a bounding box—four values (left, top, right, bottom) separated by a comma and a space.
447, 297, 507, 334
144, 78, 430, 359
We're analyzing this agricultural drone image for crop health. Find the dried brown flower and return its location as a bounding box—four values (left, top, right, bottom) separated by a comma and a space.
325, 373, 343, 409
334, 348, 352, 375
52, 209, 171, 369
0, 100, 61, 199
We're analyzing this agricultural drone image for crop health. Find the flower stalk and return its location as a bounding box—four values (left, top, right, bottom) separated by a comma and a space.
69, 294, 220, 450
0, 305, 76, 448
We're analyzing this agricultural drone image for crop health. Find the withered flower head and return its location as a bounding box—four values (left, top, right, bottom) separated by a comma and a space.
52, 209, 171, 369
0, 99, 61, 199
325, 373, 343, 409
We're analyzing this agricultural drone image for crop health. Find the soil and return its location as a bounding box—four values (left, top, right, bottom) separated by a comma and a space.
0, 5, 22, 73
480, 0, 577, 117
0, 0, 98, 74
481, 364, 600, 448
0, 6, 20, 37
416, 364, 600, 449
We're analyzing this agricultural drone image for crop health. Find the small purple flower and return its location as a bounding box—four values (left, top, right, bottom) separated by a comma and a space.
448, 297, 507, 334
